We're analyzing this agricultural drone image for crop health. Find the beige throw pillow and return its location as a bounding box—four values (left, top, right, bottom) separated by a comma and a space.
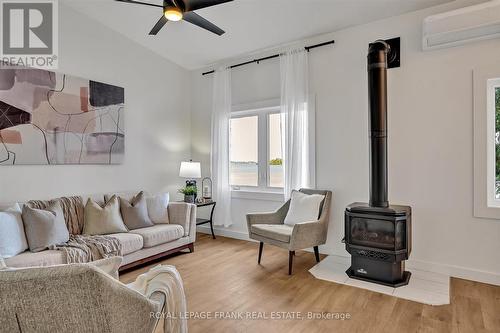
83, 196, 128, 235
22, 201, 70, 252
119, 191, 154, 230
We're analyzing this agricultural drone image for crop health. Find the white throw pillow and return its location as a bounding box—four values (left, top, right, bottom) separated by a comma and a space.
0, 254, 6, 270
0, 203, 29, 258
284, 191, 325, 226
147, 192, 170, 224
89, 256, 123, 280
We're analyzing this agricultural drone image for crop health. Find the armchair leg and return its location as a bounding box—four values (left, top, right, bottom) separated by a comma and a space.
288, 251, 295, 275
258, 242, 263, 264
314, 246, 320, 263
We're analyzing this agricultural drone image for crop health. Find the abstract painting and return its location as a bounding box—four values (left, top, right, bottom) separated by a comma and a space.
0, 67, 124, 165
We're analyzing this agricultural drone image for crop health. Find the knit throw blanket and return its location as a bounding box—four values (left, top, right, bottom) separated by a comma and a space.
27, 196, 121, 263
49, 234, 121, 263
128, 264, 187, 333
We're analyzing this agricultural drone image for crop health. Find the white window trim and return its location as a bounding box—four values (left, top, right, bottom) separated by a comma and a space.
473, 66, 500, 219
230, 101, 284, 198
486, 78, 500, 208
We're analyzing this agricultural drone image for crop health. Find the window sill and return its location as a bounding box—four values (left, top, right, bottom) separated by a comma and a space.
231, 189, 284, 202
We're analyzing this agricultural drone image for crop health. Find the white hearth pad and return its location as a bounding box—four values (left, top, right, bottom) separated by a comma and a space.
309, 256, 450, 306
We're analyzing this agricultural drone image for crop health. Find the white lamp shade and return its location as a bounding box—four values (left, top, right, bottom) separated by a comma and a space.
179, 161, 201, 179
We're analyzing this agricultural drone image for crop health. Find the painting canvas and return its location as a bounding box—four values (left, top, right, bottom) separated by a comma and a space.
0, 68, 124, 165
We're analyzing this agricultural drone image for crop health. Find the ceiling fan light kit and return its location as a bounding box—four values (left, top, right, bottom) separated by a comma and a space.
115, 0, 233, 36
164, 7, 183, 21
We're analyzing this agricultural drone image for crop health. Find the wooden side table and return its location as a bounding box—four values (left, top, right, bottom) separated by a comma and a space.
195, 201, 216, 239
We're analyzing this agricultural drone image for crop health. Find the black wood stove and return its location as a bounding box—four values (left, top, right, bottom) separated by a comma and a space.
344, 40, 412, 287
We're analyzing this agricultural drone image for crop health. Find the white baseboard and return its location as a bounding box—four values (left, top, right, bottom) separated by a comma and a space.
406, 258, 500, 287
198, 226, 252, 241
197, 227, 500, 286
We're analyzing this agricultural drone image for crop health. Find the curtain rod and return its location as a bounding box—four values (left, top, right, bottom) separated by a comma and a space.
201, 40, 335, 76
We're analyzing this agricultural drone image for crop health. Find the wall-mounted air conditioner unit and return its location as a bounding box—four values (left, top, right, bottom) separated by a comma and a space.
423, 0, 500, 50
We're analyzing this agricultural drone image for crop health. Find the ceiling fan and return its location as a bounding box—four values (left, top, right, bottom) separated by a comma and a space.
115, 0, 233, 36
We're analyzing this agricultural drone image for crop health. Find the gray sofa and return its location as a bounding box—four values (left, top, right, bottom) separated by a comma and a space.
3, 191, 197, 271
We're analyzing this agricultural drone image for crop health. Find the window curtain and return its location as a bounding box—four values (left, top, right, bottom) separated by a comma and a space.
211, 67, 232, 227
280, 48, 316, 200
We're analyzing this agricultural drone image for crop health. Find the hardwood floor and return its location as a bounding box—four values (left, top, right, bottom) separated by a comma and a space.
120, 234, 500, 333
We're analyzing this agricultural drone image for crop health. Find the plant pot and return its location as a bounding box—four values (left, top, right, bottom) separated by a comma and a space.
184, 195, 195, 203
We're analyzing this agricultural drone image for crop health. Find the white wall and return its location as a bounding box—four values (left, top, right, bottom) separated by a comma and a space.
191, 0, 500, 284
0, 4, 192, 202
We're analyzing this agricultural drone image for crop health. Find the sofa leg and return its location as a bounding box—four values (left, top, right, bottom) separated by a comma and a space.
188, 243, 194, 253
258, 242, 263, 264
314, 246, 320, 263
288, 251, 295, 275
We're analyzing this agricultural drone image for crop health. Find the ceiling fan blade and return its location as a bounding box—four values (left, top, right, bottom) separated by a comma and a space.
183, 0, 233, 12
115, 0, 163, 8
149, 16, 168, 35
183, 12, 225, 35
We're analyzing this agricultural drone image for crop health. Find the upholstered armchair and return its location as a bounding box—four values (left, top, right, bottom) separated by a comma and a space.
246, 189, 332, 275
0, 263, 185, 333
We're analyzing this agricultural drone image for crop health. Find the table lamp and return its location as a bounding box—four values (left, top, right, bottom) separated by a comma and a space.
179, 160, 201, 189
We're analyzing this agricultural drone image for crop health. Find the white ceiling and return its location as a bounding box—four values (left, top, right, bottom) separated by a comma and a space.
64, 0, 455, 70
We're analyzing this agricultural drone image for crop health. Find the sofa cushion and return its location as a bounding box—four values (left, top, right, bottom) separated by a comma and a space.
251, 224, 294, 243
4, 250, 66, 268
81, 194, 105, 208
130, 225, 184, 248
108, 233, 143, 255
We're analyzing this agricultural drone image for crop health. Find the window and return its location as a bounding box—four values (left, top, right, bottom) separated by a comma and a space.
487, 78, 500, 207
473, 67, 500, 219
229, 116, 258, 187
494, 83, 500, 199
230, 107, 283, 191
268, 113, 283, 188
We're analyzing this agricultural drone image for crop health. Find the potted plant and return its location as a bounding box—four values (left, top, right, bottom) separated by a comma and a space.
179, 185, 197, 203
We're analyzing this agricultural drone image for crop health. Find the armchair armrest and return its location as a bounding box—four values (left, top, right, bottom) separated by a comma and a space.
246, 201, 290, 236
149, 291, 166, 333
168, 202, 196, 239
289, 220, 327, 250
149, 291, 166, 312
